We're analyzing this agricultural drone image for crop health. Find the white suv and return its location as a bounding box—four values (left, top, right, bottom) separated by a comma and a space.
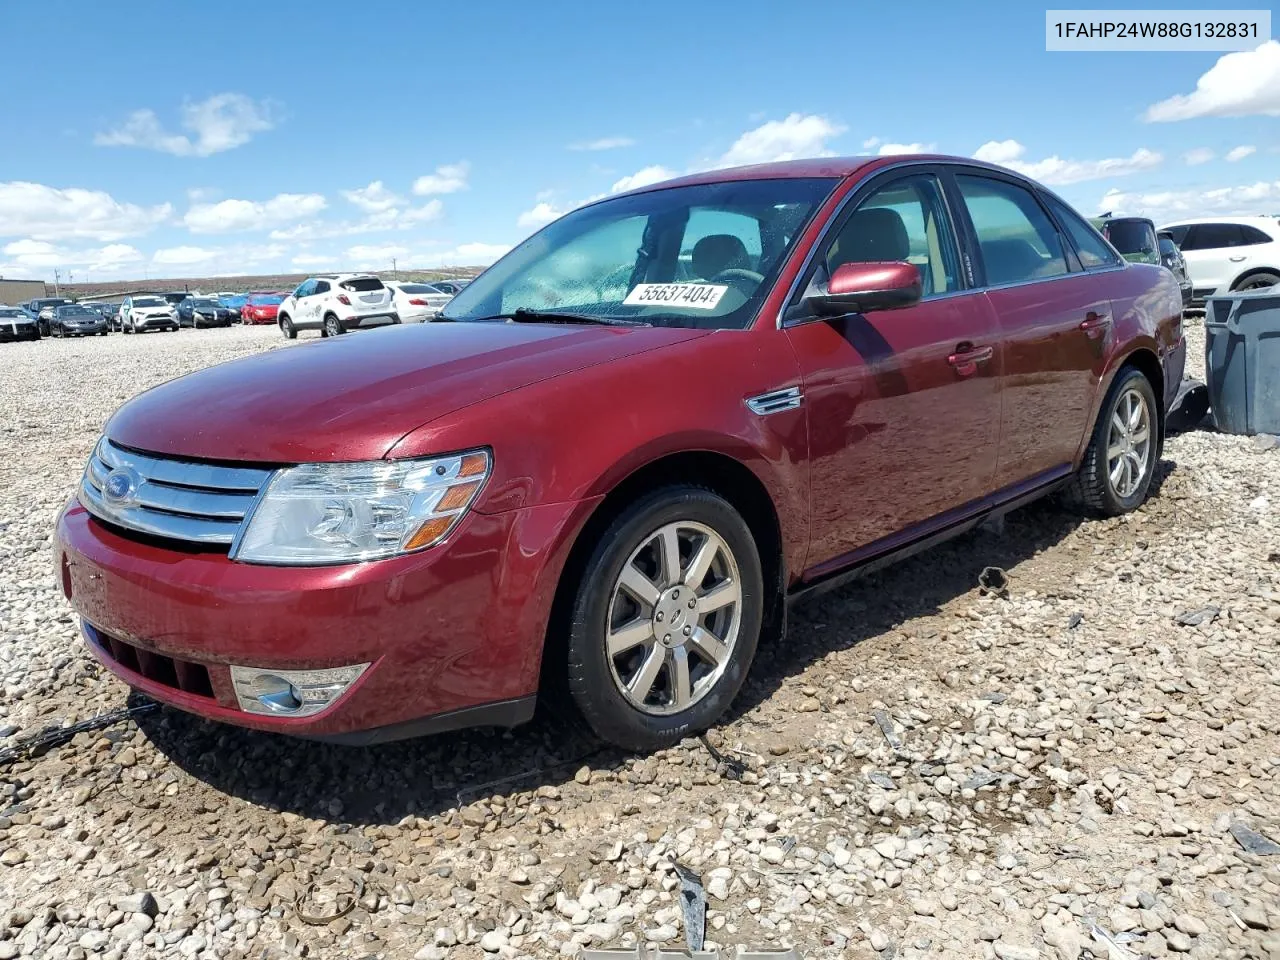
1158, 217, 1280, 303
277, 274, 400, 339
120, 295, 180, 334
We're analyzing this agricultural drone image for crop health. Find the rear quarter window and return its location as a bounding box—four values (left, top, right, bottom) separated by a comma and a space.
340, 277, 385, 292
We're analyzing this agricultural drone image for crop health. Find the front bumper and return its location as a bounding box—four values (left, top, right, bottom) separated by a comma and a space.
134, 315, 176, 329
61, 322, 107, 335
55, 495, 595, 742
0, 321, 38, 339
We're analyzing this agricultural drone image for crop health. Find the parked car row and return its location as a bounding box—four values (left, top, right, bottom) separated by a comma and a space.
1, 275, 458, 344
1092, 214, 1280, 308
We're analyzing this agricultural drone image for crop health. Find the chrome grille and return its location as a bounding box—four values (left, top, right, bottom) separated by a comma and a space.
79, 439, 274, 547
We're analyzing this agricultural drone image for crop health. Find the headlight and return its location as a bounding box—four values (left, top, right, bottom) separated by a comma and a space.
232, 449, 490, 565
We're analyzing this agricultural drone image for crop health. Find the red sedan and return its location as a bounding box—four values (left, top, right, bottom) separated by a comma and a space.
55, 155, 1184, 750
239, 292, 285, 325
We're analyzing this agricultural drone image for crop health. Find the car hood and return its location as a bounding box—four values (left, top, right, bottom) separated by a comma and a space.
107, 321, 709, 462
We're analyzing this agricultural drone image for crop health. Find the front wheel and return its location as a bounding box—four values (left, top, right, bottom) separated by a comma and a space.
1065, 366, 1159, 516
279, 314, 297, 340
323, 314, 344, 338
565, 486, 764, 751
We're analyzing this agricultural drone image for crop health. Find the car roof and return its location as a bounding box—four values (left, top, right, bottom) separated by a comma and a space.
602, 153, 1046, 200
1159, 215, 1280, 228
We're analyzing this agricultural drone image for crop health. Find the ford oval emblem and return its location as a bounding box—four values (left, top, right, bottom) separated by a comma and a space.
102, 467, 139, 505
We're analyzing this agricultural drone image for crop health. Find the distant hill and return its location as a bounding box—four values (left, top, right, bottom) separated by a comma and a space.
61, 267, 485, 299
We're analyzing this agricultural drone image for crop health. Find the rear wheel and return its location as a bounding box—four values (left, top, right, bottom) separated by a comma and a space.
279, 314, 297, 340
1065, 366, 1158, 516
1233, 271, 1280, 292
565, 486, 763, 751
324, 314, 344, 338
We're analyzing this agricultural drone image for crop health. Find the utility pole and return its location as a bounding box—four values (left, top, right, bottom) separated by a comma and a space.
53, 269, 61, 295
391, 258, 398, 280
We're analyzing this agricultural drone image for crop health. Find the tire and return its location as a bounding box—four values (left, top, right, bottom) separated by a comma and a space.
1233, 271, 1280, 292
193, 316, 202, 329
279, 314, 297, 340
564, 485, 764, 751
1064, 366, 1159, 517
323, 314, 344, 338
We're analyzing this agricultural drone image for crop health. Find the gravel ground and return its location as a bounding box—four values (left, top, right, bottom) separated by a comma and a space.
0, 320, 1278, 960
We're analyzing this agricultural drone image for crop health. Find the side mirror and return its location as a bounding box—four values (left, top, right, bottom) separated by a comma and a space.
805, 261, 922, 316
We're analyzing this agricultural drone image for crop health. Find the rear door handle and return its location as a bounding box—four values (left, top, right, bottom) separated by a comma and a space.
1080, 311, 1112, 339
947, 344, 993, 377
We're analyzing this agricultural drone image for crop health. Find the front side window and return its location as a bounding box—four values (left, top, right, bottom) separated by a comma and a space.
443, 177, 838, 330
1046, 197, 1121, 269
817, 173, 961, 297
956, 175, 1069, 285
314, 280, 331, 295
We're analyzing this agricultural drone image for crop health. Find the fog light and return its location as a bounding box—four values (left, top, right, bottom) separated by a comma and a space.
230, 663, 370, 718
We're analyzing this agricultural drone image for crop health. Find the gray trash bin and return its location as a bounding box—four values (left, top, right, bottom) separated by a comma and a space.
1204, 290, 1280, 435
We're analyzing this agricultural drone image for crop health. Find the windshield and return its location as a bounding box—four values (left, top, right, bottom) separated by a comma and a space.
247, 294, 283, 305
133, 297, 165, 307
0, 308, 21, 317
60, 305, 95, 316
192, 298, 218, 307
442, 177, 838, 330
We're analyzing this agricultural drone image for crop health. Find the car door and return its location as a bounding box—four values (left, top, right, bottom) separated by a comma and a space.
309, 280, 331, 325
1179, 222, 1245, 292
290, 280, 315, 325
782, 168, 1003, 571
951, 173, 1108, 489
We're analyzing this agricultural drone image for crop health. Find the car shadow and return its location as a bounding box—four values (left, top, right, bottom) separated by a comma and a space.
137, 461, 1175, 826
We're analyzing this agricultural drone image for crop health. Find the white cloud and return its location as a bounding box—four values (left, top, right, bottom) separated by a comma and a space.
517, 201, 566, 228
862, 136, 881, 149
268, 199, 442, 242
94, 93, 276, 157
152, 245, 219, 266
569, 136, 635, 151
1225, 145, 1257, 162
1145, 41, 1280, 121
412, 162, 470, 195
1098, 179, 1280, 223
876, 141, 936, 156
415, 242, 511, 268
345, 243, 411, 268
0, 239, 144, 274
718, 113, 846, 167
1183, 147, 1216, 166
0, 181, 172, 242
342, 181, 403, 212
972, 140, 1163, 185
183, 193, 327, 233
291, 253, 338, 268
610, 166, 677, 194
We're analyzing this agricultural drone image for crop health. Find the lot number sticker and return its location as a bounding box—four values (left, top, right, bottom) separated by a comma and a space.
623, 283, 728, 310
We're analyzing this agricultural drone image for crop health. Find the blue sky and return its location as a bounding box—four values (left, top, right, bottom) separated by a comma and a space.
0, 0, 1276, 281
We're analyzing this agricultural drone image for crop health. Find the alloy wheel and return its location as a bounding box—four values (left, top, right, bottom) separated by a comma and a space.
1106, 387, 1152, 499
325, 316, 342, 337
605, 521, 742, 716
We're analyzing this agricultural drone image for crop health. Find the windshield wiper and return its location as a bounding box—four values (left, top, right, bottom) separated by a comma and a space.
471, 308, 649, 327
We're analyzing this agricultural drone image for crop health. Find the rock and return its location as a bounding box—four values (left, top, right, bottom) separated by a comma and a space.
1240, 903, 1270, 930
115, 892, 158, 917
414, 948, 447, 960
479, 930, 508, 952
994, 943, 1041, 960
574, 766, 591, 784
1165, 929, 1192, 952
760, 845, 786, 864
1251, 433, 1279, 452
912, 899, 937, 917
1042, 913, 1084, 960
645, 924, 678, 942
79, 930, 111, 951
1173, 914, 1207, 937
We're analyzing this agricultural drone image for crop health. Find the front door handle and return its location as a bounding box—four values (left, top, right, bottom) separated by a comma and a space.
947, 344, 993, 377
1080, 311, 1112, 339
1229, 255, 1247, 262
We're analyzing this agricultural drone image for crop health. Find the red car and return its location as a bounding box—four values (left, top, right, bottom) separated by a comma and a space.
55, 155, 1184, 751
239, 292, 286, 325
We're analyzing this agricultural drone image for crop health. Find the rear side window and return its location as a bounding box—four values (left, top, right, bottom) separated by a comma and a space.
314, 280, 331, 294
1045, 196, 1121, 269
1240, 225, 1273, 245
399, 283, 439, 293
955, 175, 1069, 285
1182, 223, 1243, 250
340, 277, 384, 292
